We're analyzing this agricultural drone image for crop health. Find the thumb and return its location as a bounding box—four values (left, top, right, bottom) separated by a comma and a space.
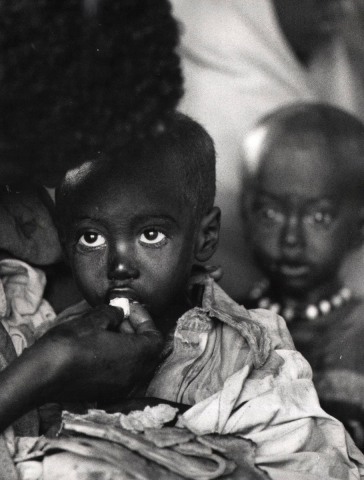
128, 303, 160, 335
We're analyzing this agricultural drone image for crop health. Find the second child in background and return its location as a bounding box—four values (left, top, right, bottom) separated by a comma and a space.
242, 103, 364, 448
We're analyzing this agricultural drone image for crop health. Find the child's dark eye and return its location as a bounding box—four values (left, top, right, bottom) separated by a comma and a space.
256, 206, 285, 224
306, 210, 334, 227
78, 231, 106, 248
139, 229, 167, 246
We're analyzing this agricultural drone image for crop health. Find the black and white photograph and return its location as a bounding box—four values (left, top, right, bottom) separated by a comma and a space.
1, 1, 364, 478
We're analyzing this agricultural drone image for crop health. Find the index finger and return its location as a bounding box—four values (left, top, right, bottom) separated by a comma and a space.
128, 302, 160, 335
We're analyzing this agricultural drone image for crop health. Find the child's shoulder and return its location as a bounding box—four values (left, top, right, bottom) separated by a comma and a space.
201, 277, 296, 353
247, 307, 296, 350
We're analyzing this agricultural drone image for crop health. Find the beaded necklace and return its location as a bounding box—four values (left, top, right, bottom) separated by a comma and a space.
248, 280, 352, 322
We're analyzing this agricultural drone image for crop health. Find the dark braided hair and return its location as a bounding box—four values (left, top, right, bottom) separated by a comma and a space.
0, 0, 183, 185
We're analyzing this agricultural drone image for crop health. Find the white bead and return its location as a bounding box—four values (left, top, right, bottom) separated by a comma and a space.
319, 300, 331, 315
282, 307, 294, 322
259, 298, 270, 309
340, 288, 352, 300
250, 286, 263, 299
331, 295, 343, 308
270, 303, 280, 314
305, 305, 319, 320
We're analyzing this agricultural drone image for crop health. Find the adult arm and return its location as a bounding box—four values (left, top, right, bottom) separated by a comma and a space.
0, 305, 163, 432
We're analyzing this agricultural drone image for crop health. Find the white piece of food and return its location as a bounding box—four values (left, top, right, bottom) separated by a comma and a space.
109, 297, 130, 318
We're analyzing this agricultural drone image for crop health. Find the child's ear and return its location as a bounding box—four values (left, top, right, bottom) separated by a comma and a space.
194, 206, 221, 262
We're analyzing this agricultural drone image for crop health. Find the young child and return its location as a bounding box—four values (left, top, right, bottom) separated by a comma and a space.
53, 112, 364, 479
242, 103, 364, 448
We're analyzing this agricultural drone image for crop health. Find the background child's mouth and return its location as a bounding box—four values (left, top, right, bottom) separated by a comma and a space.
279, 264, 309, 277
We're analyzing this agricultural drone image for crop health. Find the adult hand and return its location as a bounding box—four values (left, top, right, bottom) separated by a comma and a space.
0, 305, 163, 431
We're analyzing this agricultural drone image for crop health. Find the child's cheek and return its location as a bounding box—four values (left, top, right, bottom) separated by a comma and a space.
73, 254, 108, 306
252, 225, 280, 255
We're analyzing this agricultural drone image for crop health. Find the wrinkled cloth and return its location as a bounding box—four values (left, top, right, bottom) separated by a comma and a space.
0, 322, 39, 437
0, 258, 60, 438
147, 278, 364, 479
0, 258, 57, 355
171, 0, 364, 299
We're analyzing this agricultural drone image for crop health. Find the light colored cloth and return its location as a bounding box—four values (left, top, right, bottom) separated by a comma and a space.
0, 258, 57, 355
147, 277, 364, 479
0, 258, 58, 439
171, 0, 364, 299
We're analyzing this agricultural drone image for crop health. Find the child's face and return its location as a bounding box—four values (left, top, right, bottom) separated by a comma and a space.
245, 137, 361, 298
62, 158, 214, 330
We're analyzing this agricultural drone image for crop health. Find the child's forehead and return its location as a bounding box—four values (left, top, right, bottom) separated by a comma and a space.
266, 127, 332, 154
77, 153, 182, 192
254, 132, 349, 199
65, 155, 189, 218
261, 132, 335, 173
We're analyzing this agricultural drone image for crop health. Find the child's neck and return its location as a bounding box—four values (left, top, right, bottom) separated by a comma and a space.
158, 296, 194, 339
253, 277, 352, 322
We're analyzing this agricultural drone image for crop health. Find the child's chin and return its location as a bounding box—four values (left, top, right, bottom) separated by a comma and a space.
279, 276, 311, 295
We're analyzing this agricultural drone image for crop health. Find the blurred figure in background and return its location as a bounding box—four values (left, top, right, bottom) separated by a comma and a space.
171, 0, 364, 300
242, 103, 364, 449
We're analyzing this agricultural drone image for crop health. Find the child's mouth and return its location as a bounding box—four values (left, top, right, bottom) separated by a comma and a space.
107, 287, 139, 303
278, 264, 309, 278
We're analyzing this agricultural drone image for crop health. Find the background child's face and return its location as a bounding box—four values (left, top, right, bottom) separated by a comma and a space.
63, 158, 201, 330
245, 137, 361, 297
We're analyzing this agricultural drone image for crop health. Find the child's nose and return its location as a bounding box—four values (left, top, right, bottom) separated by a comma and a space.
107, 243, 139, 280
281, 213, 304, 249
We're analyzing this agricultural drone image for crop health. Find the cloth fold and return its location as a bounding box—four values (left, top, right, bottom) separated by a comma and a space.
148, 278, 364, 479
0, 258, 57, 355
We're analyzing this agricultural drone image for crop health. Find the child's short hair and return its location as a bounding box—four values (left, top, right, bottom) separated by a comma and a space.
56, 113, 216, 222
244, 103, 364, 202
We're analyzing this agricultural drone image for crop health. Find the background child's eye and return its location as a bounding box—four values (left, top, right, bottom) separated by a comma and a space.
78, 232, 106, 247
306, 211, 333, 227
256, 206, 285, 224
139, 229, 167, 245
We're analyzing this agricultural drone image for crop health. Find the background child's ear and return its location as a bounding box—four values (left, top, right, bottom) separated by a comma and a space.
194, 207, 221, 262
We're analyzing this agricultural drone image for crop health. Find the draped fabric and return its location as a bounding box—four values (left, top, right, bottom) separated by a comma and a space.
148, 278, 364, 479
